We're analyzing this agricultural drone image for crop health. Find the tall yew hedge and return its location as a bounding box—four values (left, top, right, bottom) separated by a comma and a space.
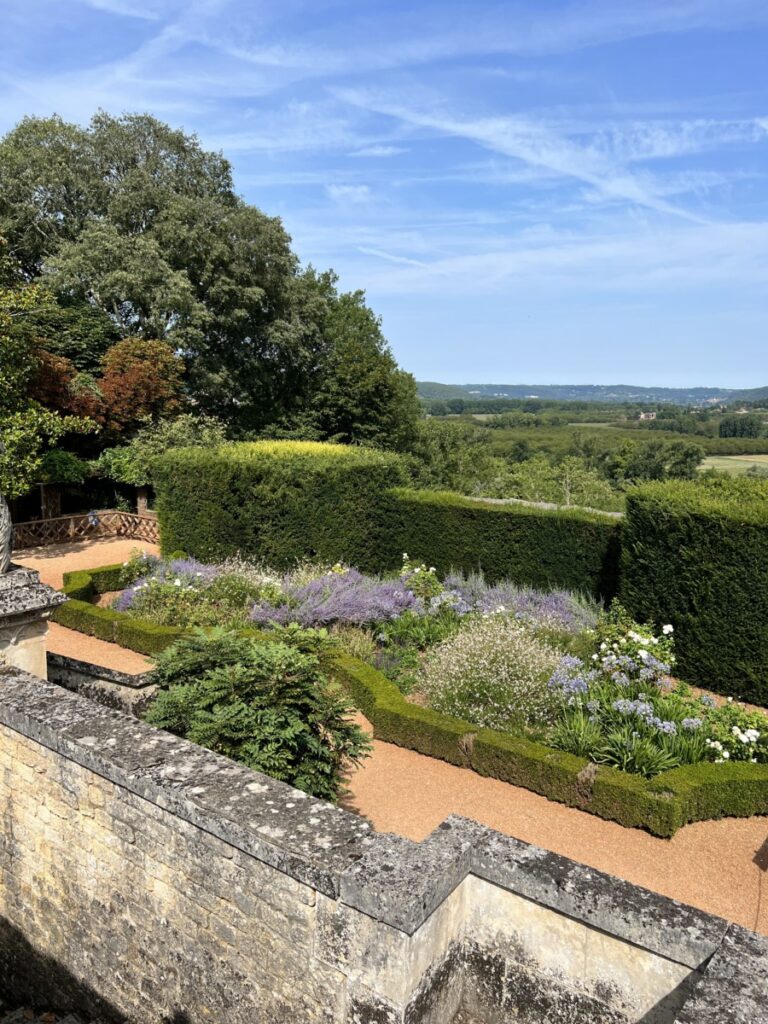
153, 441, 407, 568
620, 478, 768, 704
378, 489, 620, 596
154, 441, 621, 596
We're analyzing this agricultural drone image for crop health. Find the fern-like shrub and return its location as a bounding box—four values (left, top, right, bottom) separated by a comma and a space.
145, 629, 371, 802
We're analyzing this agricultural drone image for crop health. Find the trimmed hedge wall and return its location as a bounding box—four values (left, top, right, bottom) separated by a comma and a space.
56, 561, 768, 836
377, 489, 621, 595
620, 478, 768, 704
153, 441, 621, 596
152, 441, 407, 568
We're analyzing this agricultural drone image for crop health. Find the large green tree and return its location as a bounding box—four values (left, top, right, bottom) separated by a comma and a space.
275, 272, 420, 450
0, 241, 94, 517
0, 113, 414, 438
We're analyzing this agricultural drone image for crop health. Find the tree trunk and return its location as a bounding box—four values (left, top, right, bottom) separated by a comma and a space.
40, 484, 61, 519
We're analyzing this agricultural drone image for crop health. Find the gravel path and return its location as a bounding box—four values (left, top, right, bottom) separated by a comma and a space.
14, 539, 158, 674
14, 537, 159, 591
14, 539, 768, 936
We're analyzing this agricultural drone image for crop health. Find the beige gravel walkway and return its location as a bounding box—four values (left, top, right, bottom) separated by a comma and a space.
12, 539, 768, 934
15, 538, 158, 674
344, 732, 768, 934
14, 537, 159, 590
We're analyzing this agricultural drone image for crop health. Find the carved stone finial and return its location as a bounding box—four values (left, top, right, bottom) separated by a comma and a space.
0, 493, 10, 574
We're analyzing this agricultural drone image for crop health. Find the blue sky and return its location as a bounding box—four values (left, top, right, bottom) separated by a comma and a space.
2, 1, 768, 387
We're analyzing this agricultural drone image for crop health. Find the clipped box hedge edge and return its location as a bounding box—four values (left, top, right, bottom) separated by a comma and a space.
56, 565, 186, 657
55, 564, 768, 837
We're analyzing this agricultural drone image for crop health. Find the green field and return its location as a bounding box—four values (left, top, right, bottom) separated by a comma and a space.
701, 455, 768, 476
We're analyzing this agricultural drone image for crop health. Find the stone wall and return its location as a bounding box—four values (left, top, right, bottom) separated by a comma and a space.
0, 667, 766, 1024
46, 653, 156, 716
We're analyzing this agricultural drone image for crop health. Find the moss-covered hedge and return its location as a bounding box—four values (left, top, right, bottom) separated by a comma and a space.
55, 566, 185, 656
152, 441, 407, 568
620, 477, 768, 704
377, 489, 621, 594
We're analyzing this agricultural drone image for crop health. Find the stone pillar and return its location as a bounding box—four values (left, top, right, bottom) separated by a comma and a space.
0, 566, 65, 679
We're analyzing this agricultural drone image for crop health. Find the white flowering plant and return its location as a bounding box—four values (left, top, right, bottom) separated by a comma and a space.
419, 616, 563, 732
400, 553, 443, 601
548, 605, 768, 776
589, 601, 675, 671
705, 702, 768, 763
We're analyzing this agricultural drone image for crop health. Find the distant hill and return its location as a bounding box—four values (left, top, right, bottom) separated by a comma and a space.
417, 381, 768, 406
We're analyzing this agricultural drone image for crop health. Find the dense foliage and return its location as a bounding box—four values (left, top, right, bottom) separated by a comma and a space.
549, 606, 768, 777
0, 114, 418, 446
404, 418, 708, 513
95, 413, 228, 487
0, 239, 95, 497
145, 629, 370, 802
620, 477, 768, 704
153, 441, 407, 568
419, 617, 562, 732
378, 488, 620, 596
154, 440, 621, 594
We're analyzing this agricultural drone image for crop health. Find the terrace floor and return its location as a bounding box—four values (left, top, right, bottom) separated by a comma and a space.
13, 539, 768, 936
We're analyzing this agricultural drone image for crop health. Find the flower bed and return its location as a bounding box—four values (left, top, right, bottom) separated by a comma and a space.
54, 557, 768, 836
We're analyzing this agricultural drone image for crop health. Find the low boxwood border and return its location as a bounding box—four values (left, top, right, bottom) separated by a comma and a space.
56, 565, 186, 657
55, 565, 768, 837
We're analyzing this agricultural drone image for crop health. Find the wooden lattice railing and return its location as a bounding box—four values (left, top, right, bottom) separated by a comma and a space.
12, 510, 160, 550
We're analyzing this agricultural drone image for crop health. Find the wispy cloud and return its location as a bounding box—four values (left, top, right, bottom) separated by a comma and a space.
349, 144, 407, 157
334, 90, 721, 220
358, 246, 428, 267
78, 0, 166, 19
326, 184, 372, 203
350, 220, 768, 296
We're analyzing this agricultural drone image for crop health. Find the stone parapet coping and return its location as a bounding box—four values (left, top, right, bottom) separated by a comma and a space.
1, 667, 766, 1023
46, 652, 153, 690
0, 565, 66, 619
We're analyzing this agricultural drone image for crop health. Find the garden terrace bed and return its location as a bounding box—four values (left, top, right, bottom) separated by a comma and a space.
55, 563, 185, 656
55, 563, 768, 838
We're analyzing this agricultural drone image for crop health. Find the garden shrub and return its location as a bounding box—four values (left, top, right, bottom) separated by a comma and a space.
145, 629, 371, 801
419, 617, 563, 731
620, 477, 768, 703
153, 441, 407, 568
377, 489, 621, 596
114, 618, 185, 656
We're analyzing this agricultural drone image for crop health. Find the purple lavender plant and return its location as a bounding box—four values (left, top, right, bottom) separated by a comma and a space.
443, 572, 597, 633
250, 569, 421, 628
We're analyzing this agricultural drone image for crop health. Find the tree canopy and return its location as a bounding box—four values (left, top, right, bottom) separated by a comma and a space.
0, 112, 419, 442
0, 239, 94, 497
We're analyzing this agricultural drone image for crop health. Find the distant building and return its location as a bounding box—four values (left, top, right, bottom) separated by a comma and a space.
638, 411, 657, 421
